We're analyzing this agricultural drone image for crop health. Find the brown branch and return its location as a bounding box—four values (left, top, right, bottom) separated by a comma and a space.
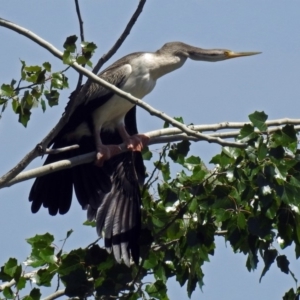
91, 0, 147, 75
74, 0, 84, 43
74, 0, 85, 91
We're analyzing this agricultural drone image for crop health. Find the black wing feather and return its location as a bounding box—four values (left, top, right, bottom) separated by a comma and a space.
29, 82, 145, 266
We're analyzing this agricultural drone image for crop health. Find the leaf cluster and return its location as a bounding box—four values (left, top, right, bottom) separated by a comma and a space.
0, 35, 97, 127
2, 111, 300, 299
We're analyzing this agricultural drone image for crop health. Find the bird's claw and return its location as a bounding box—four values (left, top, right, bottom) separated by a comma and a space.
126, 134, 150, 152
95, 145, 122, 167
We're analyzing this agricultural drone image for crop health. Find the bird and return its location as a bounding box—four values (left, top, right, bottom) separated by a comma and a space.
29, 42, 260, 266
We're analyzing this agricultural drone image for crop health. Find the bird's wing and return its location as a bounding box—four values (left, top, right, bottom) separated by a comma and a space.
74, 106, 145, 266
29, 63, 133, 214
55, 63, 133, 141
29, 60, 145, 266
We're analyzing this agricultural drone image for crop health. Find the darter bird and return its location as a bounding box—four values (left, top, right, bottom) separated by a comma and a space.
29, 42, 260, 266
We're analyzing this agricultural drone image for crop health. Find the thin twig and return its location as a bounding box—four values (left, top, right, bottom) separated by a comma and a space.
74, 0, 85, 91
45, 144, 79, 154
142, 144, 169, 195
152, 239, 179, 251
74, 0, 84, 43
92, 0, 147, 75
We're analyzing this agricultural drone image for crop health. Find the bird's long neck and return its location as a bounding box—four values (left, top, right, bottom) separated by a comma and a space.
145, 52, 188, 80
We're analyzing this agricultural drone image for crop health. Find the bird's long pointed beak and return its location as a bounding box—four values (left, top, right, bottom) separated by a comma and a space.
227, 51, 262, 59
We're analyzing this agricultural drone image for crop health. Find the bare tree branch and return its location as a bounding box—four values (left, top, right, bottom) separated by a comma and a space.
43, 289, 65, 300
92, 0, 147, 75
74, 0, 84, 43
0, 271, 37, 291
74, 0, 85, 91
45, 144, 80, 154
150, 119, 300, 138
149, 124, 300, 144
3, 120, 298, 189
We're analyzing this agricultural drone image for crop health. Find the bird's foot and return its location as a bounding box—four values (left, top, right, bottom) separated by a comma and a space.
95, 145, 122, 167
125, 134, 150, 152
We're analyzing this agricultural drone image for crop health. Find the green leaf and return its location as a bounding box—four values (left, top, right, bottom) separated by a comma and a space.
257, 142, 268, 160
169, 140, 190, 164
39, 247, 57, 264
222, 147, 241, 160
26, 233, 54, 247
86, 60, 93, 68
0, 97, 7, 104
24, 65, 42, 72
237, 213, 246, 229
62, 50, 76, 65
4, 258, 19, 278
76, 55, 86, 65
259, 249, 277, 282
16, 276, 26, 290
83, 220, 96, 227
58, 249, 86, 276
238, 124, 257, 142
246, 250, 259, 271
42, 62, 51, 72
154, 161, 170, 181
34, 268, 55, 287
191, 165, 206, 182
142, 146, 153, 160
0, 266, 12, 281
44, 90, 60, 106
81, 41, 97, 52
62, 268, 93, 298
155, 264, 167, 283
295, 244, 300, 259
184, 155, 201, 171
51, 73, 68, 89
145, 280, 168, 300
276, 255, 289, 274
25, 233, 56, 267
173, 116, 184, 123
247, 216, 273, 239
66, 229, 73, 239
40, 99, 46, 112
63, 35, 78, 52
1, 84, 14, 97
3, 287, 14, 299
271, 125, 297, 149
30, 288, 41, 300
283, 288, 297, 300
248, 111, 268, 131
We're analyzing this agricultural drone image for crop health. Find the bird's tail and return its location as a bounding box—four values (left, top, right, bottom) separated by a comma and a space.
86, 151, 144, 266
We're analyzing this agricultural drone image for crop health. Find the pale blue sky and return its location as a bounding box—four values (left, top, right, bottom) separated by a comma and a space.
1, 1, 300, 299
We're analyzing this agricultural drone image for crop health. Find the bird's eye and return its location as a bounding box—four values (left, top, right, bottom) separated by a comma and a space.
224, 51, 230, 57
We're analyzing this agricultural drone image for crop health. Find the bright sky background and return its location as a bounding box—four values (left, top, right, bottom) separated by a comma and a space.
1, 1, 300, 299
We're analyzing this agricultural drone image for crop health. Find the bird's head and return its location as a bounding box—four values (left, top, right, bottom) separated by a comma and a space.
158, 42, 261, 62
